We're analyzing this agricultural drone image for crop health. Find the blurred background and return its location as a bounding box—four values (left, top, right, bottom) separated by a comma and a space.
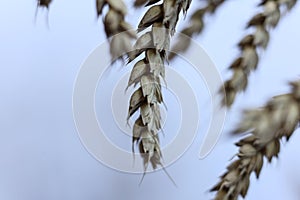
1, 0, 300, 199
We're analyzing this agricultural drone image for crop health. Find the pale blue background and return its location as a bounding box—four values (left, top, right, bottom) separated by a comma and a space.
1, 0, 300, 200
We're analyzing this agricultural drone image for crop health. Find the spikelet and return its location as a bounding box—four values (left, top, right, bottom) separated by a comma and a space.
221, 0, 298, 107
138, 5, 163, 32
211, 80, 300, 200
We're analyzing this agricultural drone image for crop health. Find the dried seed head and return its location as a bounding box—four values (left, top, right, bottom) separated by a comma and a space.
128, 0, 188, 185
96, 0, 135, 61
212, 80, 300, 199
221, 0, 298, 107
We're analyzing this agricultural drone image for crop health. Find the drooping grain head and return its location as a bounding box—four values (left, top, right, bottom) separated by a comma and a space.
212, 80, 300, 200
221, 0, 298, 107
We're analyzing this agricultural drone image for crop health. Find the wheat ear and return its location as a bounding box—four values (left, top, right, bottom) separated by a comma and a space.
127, 0, 191, 184
169, 0, 225, 60
211, 80, 300, 200
96, 0, 137, 62
221, 0, 297, 107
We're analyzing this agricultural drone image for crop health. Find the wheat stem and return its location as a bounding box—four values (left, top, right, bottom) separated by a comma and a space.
211, 80, 300, 200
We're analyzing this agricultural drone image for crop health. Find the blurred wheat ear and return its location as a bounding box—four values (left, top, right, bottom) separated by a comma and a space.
169, 0, 225, 60
221, 0, 298, 107
211, 80, 300, 200
96, 0, 137, 62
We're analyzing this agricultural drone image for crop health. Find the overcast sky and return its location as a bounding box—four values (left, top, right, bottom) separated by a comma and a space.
1, 0, 300, 200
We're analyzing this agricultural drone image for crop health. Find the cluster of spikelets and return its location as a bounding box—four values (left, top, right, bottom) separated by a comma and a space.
211, 80, 300, 200
36, 0, 136, 59
97, 0, 191, 181
95, 0, 137, 62
127, 0, 191, 183
169, 0, 225, 60
36, 0, 300, 198
222, 0, 297, 107
35, 0, 190, 183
